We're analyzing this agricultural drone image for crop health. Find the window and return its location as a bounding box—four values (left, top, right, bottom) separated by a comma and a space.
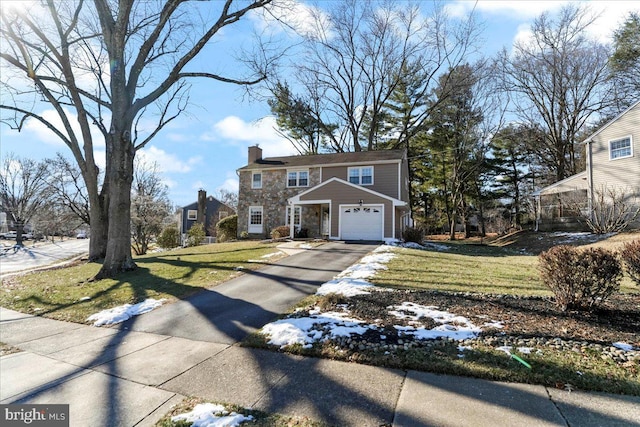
348, 166, 373, 185
248, 206, 263, 233
219, 211, 229, 220
252, 172, 262, 189
610, 137, 632, 160
287, 170, 308, 187
187, 210, 197, 220
286, 206, 301, 227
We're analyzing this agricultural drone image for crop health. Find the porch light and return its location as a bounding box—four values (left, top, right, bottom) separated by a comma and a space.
359, 199, 363, 206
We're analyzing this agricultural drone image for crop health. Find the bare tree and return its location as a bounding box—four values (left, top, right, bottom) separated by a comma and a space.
0, 154, 51, 246
0, 0, 273, 278
267, 0, 480, 152
47, 154, 91, 226
498, 4, 614, 182
131, 159, 172, 256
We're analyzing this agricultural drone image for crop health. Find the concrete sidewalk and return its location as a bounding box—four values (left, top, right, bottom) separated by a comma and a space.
2, 307, 639, 426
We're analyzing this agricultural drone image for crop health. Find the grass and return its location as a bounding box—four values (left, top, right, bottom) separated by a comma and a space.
156, 397, 328, 427
0, 241, 283, 323
372, 241, 638, 295
244, 233, 640, 396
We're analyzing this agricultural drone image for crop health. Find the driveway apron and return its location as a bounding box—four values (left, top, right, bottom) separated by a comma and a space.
117, 242, 377, 343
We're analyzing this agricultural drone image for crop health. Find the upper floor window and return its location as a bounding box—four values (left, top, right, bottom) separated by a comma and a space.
187, 210, 197, 220
219, 211, 229, 220
287, 170, 308, 187
348, 166, 373, 185
252, 172, 262, 189
610, 136, 632, 160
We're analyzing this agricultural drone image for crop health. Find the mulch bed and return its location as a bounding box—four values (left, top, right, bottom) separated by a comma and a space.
321, 290, 640, 347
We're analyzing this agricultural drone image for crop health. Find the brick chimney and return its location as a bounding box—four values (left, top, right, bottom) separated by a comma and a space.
197, 189, 206, 225
248, 145, 262, 163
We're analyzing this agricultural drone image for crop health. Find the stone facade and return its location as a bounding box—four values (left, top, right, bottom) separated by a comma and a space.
237, 167, 322, 238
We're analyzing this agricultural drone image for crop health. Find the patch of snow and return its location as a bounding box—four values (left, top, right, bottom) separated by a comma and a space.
261, 252, 282, 258
315, 245, 396, 296
171, 403, 253, 427
299, 243, 313, 249
261, 310, 371, 348
482, 321, 504, 329
395, 323, 480, 341
496, 346, 513, 355
79, 296, 91, 302
613, 342, 634, 351
87, 298, 166, 326
517, 347, 533, 354
390, 302, 478, 330
316, 277, 374, 296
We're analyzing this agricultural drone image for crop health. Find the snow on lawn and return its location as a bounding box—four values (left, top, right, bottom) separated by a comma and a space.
262, 309, 372, 349
390, 302, 481, 341
171, 403, 253, 427
261, 245, 491, 348
87, 298, 166, 326
613, 342, 634, 351
316, 245, 396, 296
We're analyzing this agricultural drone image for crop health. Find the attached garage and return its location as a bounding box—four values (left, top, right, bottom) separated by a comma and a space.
340, 205, 383, 241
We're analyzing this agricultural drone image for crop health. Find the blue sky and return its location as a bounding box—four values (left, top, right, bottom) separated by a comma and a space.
0, 0, 637, 208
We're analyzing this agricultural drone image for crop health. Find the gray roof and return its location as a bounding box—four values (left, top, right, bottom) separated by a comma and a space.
238, 149, 405, 171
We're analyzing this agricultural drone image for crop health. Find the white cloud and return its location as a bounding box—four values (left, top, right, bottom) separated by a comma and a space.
447, 0, 569, 20
218, 177, 239, 193
163, 178, 178, 189
23, 108, 106, 148
202, 115, 297, 157
137, 145, 202, 173
251, 0, 331, 40
191, 180, 206, 190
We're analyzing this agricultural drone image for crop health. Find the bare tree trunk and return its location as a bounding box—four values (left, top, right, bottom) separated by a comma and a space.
96, 132, 135, 278
88, 194, 109, 261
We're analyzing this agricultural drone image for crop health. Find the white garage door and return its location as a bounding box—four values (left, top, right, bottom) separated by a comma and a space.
340, 205, 383, 241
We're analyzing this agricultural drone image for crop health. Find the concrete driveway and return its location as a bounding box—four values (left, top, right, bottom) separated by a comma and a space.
118, 241, 377, 343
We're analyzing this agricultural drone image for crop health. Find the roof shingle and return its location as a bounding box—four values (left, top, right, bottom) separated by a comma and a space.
238, 149, 405, 170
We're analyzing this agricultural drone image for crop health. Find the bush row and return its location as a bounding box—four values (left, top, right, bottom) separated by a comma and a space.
539, 240, 640, 311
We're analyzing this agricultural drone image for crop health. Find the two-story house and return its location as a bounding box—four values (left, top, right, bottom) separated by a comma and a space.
180, 190, 235, 241
535, 99, 640, 231
237, 146, 411, 241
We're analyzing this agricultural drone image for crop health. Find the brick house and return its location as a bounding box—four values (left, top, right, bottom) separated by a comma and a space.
237, 146, 412, 241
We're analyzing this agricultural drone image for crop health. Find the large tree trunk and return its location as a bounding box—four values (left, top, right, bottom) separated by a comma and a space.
96, 133, 135, 278
88, 194, 109, 261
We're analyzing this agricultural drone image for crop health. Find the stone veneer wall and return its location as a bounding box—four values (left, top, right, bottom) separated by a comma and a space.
238, 167, 321, 238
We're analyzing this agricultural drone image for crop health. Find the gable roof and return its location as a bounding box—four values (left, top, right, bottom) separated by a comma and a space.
181, 195, 234, 212
289, 177, 407, 206
583, 99, 640, 143
238, 149, 405, 171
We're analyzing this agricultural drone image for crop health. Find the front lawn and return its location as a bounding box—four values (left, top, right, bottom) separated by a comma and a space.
0, 241, 283, 323
372, 240, 638, 294
246, 237, 640, 396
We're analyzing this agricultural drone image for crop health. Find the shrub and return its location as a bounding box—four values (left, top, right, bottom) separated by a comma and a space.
295, 227, 309, 238
157, 225, 180, 249
240, 231, 249, 239
402, 227, 424, 244
186, 223, 206, 247
620, 240, 640, 286
539, 245, 622, 311
271, 225, 291, 240
216, 215, 238, 243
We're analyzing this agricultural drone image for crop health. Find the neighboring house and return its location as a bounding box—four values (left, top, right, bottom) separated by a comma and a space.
180, 190, 235, 239
535, 99, 640, 231
237, 146, 412, 241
